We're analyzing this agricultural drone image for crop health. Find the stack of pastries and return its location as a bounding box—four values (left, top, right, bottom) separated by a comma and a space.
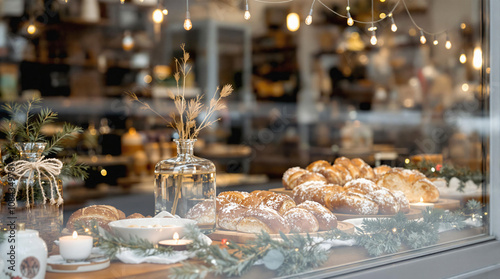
186, 190, 338, 234
282, 157, 440, 215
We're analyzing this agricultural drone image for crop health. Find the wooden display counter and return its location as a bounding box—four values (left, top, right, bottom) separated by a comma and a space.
45, 228, 485, 279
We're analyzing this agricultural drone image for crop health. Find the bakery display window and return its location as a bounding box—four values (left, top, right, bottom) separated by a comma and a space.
1, 0, 499, 278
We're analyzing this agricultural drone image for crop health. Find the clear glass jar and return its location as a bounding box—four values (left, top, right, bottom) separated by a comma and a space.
154, 139, 216, 234
0, 143, 63, 253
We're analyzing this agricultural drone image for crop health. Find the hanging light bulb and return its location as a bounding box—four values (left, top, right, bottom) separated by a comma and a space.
184, 12, 192, 30
370, 31, 377, 45
152, 9, 163, 23
433, 35, 438, 45
347, 12, 354, 26
419, 30, 426, 44
473, 46, 482, 69
244, 1, 251, 20
390, 17, 397, 32
163, 8, 168, 15
120, 0, 125, 4
122, 31, 134, 51
306, 7, 314, 25
184, 0, 192, 30
445, 33, 452, 49
459, 52, 467, 64
287, 13, 300, 32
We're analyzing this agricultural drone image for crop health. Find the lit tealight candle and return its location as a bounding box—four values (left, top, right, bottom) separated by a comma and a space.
59, 231, 93, 261
158, 232, 193, 251
410, 197, 435, 211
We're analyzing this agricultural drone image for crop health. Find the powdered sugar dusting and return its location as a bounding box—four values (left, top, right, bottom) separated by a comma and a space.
283, 167, 302, 183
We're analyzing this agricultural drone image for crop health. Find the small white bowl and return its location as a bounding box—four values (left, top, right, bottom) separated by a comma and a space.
108, 218, 196, 243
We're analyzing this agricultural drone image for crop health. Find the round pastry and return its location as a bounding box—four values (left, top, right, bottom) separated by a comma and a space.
283, 207, 319, 233
218, 191, 249, 205
344, 178, 399, 214
351, 158, 375, 180
283, 167, 327, 190
331, 164, 353, 185
376, 169, 439, 203
296, 201, 338, 230
262, 193, 296, 215
236, 206, 290, 234
66, 205, 126, 231
185, 200, 216, 225
292, 180, 327, 204
218, 203, 248, 231
334, 157, 360, 179
307, 160, 346, 185
325, 192, 379, 215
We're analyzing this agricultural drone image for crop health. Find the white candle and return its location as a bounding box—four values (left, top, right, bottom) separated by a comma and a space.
59, 231, 93, 261
410, 197, 435, 211
158, 232, 193, 251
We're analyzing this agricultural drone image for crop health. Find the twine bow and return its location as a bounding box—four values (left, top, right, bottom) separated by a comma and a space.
5, 156, 64, 207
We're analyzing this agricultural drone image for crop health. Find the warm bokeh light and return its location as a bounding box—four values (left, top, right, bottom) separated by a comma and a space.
27, 24, 36, 35
287, 13, 300, 32
370, 33, 377, 45
122, 31, 134, 51
244, 10, 251, 20
460, 53, 467, 64
152, 9, 163, 23
420, 34, 426, 44
445, 40, 452, 49
163, 9, 168, 15
347, 16, 353, 26
473, 46, 482, 69
306, 15, 313, 25
184, 18, 192, 30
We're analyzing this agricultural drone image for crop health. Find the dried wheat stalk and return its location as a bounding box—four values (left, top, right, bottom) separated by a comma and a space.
127, 44, 233, 140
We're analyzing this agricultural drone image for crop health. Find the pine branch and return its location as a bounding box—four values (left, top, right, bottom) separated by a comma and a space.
61, 154, 89, 180
72, 220, 174, 260
43, 123, 83, 156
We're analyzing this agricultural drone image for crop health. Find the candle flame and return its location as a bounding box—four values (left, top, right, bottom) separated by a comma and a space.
173, 232, 179, 241
420, 197, 424, 203
72, 231, 78, 239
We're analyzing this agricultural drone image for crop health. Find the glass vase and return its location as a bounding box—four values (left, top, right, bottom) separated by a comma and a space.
154, 139, 216, 234
0, 143, 63, 253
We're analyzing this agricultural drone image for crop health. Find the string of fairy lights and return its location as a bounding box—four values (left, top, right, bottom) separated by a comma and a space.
24, 0, 481, 67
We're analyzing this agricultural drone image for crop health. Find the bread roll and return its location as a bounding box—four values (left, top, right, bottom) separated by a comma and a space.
345, 179, 399, 214
376, 169, 439, 203
334, 157, 360, 179
262, 193, 296, 215
283, 207, 319, 233
186, 200, 216, 225
218, 191, 249, 205
331, 164, 353, 185
218, 203, 248, 231
296, 201, 338, 230
351, 158, 375, 180
236, 207, 290, 234
282, 167, 327, 190
67, 205, 126, 231
250, 190, 275, 200
292, 180, 327, 204
326, 192, 379, 215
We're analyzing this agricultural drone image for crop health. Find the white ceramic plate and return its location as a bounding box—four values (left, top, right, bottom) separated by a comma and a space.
108, 218, 196, 243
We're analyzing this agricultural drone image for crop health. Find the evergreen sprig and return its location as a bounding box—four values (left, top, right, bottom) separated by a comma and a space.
170, 225, 350, 279
0, 97, 87, 180
72, 220, 174, 259
405, 160, 484, 192
355, 213, 440, 256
